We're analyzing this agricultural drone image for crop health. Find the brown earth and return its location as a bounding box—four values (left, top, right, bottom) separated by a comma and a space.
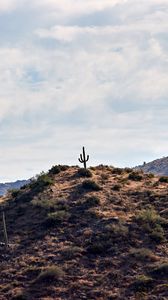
0, 165, 167, 300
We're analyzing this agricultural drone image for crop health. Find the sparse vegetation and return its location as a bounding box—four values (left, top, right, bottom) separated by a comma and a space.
112, 167, 123, 175
83, 196, 100, 207
134, 208, 166, 243
129, 248, 158, 262
159, 176, 168, 183
30, 173, 54, 192
0, 165, 167, 300
49, 165, 69, 175
131, 275, 154, 292
148, 263, 168, 279
77, 168, 92, 177
45, 210, 71, 226
81, 179, 102, 191
128, 171, 143, 181
34, 266, 64, 283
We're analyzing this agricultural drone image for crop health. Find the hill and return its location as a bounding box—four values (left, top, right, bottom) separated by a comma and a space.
0, 165, 168, 300
0, 180, 29, 196
136, 156, 168, 175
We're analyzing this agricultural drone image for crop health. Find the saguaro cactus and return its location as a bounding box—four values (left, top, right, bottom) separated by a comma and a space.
78, 146, 89, 169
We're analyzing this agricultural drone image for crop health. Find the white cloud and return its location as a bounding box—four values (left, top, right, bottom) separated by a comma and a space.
0, 0, 168, 180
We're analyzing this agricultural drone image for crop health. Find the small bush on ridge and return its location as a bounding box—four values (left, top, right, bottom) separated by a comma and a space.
82, 180, 102, 191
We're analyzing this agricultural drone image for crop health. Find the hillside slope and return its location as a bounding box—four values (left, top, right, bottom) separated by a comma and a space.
136, 156, 168, 175
0, 165, 168, 300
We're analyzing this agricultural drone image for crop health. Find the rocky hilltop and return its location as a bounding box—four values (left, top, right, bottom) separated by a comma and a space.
136, 156, 168, 175
0, 165, 167, 300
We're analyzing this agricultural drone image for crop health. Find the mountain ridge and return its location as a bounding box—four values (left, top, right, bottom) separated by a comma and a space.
135, 156, 168, 175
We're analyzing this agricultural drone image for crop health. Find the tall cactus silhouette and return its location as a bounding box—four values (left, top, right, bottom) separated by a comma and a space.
78, 146, 89, 169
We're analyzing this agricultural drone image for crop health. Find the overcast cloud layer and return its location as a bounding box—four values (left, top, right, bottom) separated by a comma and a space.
0, 0, 168, 181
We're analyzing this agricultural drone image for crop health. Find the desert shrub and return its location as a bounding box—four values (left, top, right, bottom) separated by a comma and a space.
131, 275, 154, 292
149, 224, 165, 242
159, 176, 168, 183
105, 223, 129, 239
112, 168, 123, 175
112, 184, 122, 191
101, 173, 109, 180
30, 174, 54, 192
149, 263, 168, 279
87, 242, 107, 255
124, 167, 132, 173
84, 196, 100, 207
147, 173, 155, 179
10, 189, 22, 198
49, 165, 69, 175
11, 294, 28, 300
31, 198, 56, 210
49, 165, 61, 174
81, 180, 102, 191
61, 246, 84, 259
77, 168, 92, 178
129, 248, 157, 262
45, 210, 71, 227
34, 266, 64, 283
135, 208, 166, 226
128, 172, 143, 181
135, 209, 166, 243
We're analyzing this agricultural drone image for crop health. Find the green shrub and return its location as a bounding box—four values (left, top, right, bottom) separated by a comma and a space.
30, 174, 54, 192
149, 224, 165, 242
35, 266, 64, 283
10, 189, 22, 198
124, 168, 132, 173
84, 196, 100, 207
61, 246, 84, 259
87, 242, 107, 255
112, 168, 123, 175
81, 180, 102, 191
147, 173, 155, 179
159, 176, 168, 183
49, 165, 61, 174
131, 275, 154, 292
45, 210, 71, 227
11, 294, 28, 300
105, 223, 129, 238
149, 263, 168, 279
77, 168, 92, 178
135, 209, 166, 243
49, 165, 69, 175
135, 208, 165, 226
31, 198, 56, 210
128, 172, 143, 181
129, 248, 157, 262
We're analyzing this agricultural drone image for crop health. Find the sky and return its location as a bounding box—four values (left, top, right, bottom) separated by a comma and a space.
0, 0, 168, 182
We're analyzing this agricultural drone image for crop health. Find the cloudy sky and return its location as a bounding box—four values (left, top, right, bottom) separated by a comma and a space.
0, 0, 168, 181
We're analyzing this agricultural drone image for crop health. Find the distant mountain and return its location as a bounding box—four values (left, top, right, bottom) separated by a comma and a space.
0, 180, 29, 196
135, 156, 168, 175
